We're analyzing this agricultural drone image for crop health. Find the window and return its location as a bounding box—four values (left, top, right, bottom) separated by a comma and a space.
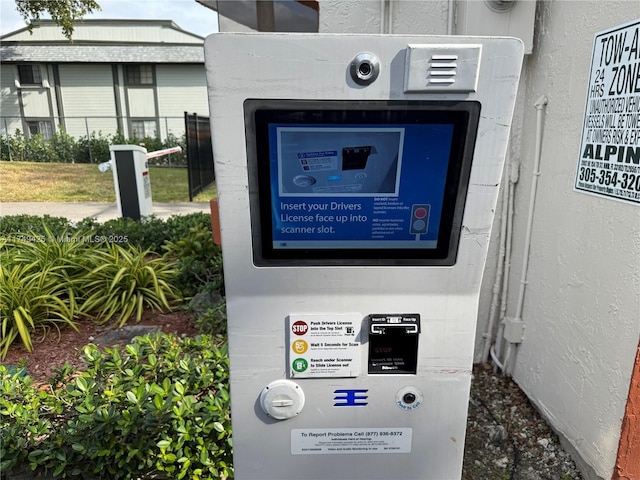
18, 65, 42, 85
124, 65, 154, 85
27, 120, 53, 140
131, 120, 158, 138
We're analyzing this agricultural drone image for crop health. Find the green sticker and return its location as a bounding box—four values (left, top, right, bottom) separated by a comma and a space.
292, 358, 308, 373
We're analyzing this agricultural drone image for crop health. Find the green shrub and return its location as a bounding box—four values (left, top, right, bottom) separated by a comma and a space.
194, 299, 227, 337
138, 135, 163, 153
1, 128, 187, 164
163, 222, 223, 297
74, 131, 111, 164
23, 133, 55, 162
75, 213, 212, 253
0, 333, 233, 479
49, 128, 78, 163
0, 133, 9, 161
1, 129, 27, 161
0, 214, 74, 238
78, 242, 180, 326
1, 212, 213, 255
162, 132, 187, 166
163, 213, 214, 244
77, 215, 168, 252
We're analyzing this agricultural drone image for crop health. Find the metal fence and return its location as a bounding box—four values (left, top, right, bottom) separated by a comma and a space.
185, 112, 215, 201
1, 116, 186, 141
1, 116, 188, 166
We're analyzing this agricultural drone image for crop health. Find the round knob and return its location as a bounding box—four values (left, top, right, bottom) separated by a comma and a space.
259, 379, 305, 420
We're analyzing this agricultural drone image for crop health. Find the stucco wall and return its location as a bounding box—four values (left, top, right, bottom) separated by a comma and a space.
318, 0, 449, 35
506, 2, 640, 478
316, 1, 640, 478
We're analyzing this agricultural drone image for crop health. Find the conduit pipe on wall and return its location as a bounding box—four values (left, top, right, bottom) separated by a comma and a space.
380, 0, 393, 34
491, 160, 518, 372
447, 0, 455, 35
503, 95, 548, 376
481, 167, 509, 363
489, 160, 520, 373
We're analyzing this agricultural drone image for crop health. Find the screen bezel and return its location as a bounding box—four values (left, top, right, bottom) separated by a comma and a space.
245, 100, 481, 267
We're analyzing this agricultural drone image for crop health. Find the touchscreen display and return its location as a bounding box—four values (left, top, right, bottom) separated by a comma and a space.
246, 101, 480, 266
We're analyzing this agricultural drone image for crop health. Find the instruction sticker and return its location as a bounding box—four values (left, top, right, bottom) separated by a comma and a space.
142, 171, 151, 198
574, 18, 640, 205
288, 314, 361, 378
291, 428, 412, 455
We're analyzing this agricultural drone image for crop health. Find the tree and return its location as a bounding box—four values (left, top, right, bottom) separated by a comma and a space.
15, 0, 101, 40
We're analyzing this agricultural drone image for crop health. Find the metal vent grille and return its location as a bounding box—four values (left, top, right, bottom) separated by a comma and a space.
428, 54, 458, 86
404, 44, 482, 93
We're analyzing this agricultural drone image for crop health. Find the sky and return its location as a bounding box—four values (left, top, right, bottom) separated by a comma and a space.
0, 0, 219, 38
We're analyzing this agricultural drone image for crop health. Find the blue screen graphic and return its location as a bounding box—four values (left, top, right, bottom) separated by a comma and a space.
269, 123, 455, 249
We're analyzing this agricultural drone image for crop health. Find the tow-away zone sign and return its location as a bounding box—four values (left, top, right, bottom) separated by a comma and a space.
574, 18, 640, 206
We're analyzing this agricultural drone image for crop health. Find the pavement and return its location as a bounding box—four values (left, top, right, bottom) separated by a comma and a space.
0, 201, 211, 223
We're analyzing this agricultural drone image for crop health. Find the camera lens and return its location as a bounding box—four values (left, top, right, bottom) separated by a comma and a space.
358, 62, 372, 77
350, 53, 379, 86
403, 392, 417, 404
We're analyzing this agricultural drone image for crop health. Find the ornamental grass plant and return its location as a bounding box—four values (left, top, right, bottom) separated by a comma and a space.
0, 227, 85, 358
78, 242, 180, 327
0, 262, 78, 359
0, 218, 184, 357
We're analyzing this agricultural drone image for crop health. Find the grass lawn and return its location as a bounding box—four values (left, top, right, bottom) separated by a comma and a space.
0, 161, 216, 203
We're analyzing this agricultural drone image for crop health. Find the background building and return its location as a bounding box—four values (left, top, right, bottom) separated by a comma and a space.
0, 19, 208, 141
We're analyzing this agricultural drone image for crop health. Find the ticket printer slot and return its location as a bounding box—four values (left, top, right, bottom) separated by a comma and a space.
368, 314, 420, 374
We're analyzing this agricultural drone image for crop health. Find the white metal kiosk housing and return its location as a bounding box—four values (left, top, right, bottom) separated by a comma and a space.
106, 145, 153, 220
205, 33, 523, 480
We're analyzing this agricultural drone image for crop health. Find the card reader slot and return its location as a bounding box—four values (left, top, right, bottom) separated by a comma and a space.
370, 324, 419, 335
368, 314, 420, 374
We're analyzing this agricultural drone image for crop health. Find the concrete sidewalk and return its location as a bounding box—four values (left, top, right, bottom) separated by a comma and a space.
0, 202, 211, 223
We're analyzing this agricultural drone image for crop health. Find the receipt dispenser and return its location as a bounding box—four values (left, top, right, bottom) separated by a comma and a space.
369, 314, 420, 374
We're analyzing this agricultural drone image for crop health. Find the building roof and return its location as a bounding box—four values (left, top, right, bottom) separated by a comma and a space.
0, 19, 205, 64
1, 44, 204, 63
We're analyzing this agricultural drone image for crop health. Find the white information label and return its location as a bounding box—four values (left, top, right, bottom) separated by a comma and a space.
288, 314, 361, 378
574, 18, 640, 205
143, 173, 151, 198
291, 428, 412, 455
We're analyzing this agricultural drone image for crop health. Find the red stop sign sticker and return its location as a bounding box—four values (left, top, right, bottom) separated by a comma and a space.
291, 320, 309, 336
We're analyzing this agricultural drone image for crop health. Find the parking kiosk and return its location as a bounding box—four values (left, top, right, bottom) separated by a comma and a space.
205, 34, 523, 479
